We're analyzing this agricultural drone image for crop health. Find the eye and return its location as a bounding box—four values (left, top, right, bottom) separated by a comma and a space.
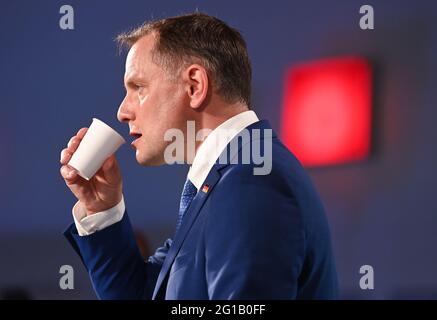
137, 85, 145, 94
135, 83, 147, 92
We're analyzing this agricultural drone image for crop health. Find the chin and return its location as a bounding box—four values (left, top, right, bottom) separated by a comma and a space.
135, 149, 165, 166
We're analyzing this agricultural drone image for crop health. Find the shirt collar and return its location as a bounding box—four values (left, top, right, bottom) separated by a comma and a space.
187, 110, 259, 190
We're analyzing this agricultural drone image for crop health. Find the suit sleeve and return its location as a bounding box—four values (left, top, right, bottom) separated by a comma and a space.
204, 166, 306, 299
64, 211, 171, 299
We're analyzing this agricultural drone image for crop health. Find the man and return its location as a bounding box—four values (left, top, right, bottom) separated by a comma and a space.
59, 13, 338, 299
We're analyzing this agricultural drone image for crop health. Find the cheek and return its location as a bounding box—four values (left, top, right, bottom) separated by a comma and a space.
138, 89, 149, 104
139, 85, 186, 130
166, 86, 188, 114
137, 96, 166, 140
137, 95, 155, 122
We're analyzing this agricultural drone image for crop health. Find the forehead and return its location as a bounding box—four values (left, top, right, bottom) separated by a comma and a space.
124, 34, 158, 79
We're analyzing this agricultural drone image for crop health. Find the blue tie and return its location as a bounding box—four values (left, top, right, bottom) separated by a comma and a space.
175, 179, 197, 233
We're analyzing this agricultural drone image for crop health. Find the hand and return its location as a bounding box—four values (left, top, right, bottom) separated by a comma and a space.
60, 127, 123, 216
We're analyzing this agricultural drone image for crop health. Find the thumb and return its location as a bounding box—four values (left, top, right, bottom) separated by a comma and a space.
102, 154, 116, 172
99, 154, 120, 184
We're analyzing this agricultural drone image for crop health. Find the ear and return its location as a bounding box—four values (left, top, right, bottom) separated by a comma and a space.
183, 64, 209, 109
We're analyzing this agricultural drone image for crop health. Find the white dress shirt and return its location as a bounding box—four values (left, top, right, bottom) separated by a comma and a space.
72, 110, 259, 236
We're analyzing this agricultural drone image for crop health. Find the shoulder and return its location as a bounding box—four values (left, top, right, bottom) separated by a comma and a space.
206, 136, 327, 231
214, 136, 316, 200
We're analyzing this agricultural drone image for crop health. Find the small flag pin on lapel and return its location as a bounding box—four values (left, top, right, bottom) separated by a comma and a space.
202, 184, 209, 193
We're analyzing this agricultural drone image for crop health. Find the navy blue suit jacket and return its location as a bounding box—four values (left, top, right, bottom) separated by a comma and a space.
64, 120, 339, 299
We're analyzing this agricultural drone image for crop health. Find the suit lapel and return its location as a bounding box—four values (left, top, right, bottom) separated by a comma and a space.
152, 166, 223, 299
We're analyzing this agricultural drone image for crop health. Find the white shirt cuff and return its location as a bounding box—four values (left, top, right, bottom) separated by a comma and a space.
72, 195, 125, 236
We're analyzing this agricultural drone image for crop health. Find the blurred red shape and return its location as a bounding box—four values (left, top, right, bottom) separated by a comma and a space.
281, 56, 372, 167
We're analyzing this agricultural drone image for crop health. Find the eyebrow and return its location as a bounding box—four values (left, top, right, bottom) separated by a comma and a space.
124, 80, 134, 90
124, 76, 145, 90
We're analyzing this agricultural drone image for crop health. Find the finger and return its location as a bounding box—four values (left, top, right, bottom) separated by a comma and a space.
67, 136, 80, 153
76, 127, 88, 139
67, 127, 88, 153
60, 148, 72, 165
60, 165, 78, 183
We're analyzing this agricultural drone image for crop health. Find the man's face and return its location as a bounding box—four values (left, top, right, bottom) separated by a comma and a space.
117, 34, 190, 166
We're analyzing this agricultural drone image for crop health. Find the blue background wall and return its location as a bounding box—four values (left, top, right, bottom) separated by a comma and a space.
1, 0, 436, 299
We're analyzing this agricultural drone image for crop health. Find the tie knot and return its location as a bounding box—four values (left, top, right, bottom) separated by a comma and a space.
181, 179, 197, 198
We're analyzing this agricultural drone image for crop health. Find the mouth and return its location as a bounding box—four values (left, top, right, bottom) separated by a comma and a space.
130, 132, 142, 148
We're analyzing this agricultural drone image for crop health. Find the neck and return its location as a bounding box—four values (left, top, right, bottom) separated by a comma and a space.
194, 100, 249, 152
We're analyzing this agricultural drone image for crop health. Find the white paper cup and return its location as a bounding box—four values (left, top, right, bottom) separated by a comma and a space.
68, 118, 126, 180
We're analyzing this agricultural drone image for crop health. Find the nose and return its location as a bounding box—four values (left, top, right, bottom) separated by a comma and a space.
117, 96, 133, 123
